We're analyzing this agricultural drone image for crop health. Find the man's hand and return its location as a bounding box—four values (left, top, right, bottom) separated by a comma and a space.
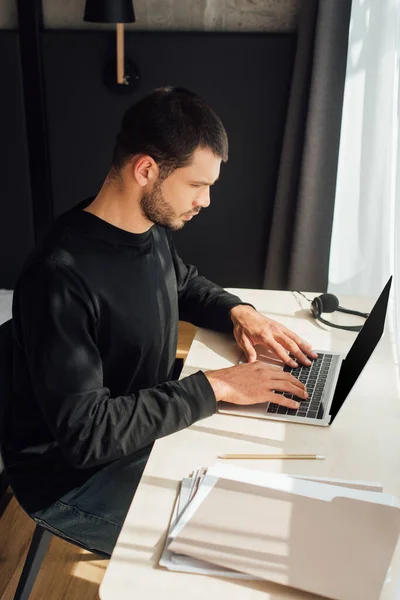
230, 305, 318, 368
205, 362, 308, 409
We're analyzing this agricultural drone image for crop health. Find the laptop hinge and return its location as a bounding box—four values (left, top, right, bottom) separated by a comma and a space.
329, 358, 347, 424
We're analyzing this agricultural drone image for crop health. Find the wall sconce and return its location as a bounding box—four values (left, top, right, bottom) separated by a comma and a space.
84, 0, 140, 95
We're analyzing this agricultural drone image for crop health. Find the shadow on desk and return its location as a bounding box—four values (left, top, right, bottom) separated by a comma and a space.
189, 425, 284, 449
140, 474, 180, 491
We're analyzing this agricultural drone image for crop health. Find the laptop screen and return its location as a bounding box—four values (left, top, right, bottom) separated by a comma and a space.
330, 277, 392, 423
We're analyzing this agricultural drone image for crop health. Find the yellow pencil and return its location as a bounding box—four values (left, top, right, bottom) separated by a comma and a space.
218, 454, 325, 460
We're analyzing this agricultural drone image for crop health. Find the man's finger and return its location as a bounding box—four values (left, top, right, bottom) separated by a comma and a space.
269, 341, 298, 368
272, 371, 307, 393
241, 332, 257, 363
266, 392, 301, 410
278, 335, 312, 367
283, 329, 318, 359
273, 380, 309, 399
254, 332, 296, 367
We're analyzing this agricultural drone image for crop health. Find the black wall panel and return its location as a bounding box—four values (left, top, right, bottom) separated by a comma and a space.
42, 31, 295, 288
0, 33, 34, 289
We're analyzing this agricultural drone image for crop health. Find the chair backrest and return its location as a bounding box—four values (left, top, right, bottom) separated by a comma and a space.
0, 319, 13, 498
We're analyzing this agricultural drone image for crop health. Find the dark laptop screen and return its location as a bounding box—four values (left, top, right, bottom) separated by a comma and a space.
330, 277, 392, 423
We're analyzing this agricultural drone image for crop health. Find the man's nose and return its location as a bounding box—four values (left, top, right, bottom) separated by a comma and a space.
197, 188, 211, 209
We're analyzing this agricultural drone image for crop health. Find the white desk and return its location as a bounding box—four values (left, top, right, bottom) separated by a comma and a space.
100, 289, 400, 600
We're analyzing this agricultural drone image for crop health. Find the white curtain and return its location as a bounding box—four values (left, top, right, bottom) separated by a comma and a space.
328, 0, 400, 356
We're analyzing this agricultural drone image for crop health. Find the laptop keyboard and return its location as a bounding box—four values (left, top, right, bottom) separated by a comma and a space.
267, 353, 333, 419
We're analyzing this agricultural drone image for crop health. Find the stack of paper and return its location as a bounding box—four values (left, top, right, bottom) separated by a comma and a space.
159, 463, 400, 600
160, 466, 259, 580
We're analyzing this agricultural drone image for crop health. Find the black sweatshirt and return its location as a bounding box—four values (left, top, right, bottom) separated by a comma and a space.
5, 200, 246, 513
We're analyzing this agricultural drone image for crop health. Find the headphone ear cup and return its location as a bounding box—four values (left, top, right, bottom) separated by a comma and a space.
311, 296, 322, 318
318, 293, 340, 313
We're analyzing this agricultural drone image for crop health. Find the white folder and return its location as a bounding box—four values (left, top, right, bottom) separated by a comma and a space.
168, 464, 400, 600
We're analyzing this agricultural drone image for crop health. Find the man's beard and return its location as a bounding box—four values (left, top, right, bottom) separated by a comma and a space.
140, 181, 184, 231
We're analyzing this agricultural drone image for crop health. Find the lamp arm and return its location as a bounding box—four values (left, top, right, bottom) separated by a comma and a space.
116, 22, 124, 84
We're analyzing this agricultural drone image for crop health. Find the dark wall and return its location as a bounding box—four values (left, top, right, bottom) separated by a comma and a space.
42, 31, 296, 289
0, 30, 295, 289
0, 33, 34, 289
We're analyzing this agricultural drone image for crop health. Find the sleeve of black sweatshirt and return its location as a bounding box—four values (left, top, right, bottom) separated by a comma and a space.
168, 234, 255, 333
15, 260, 217, 469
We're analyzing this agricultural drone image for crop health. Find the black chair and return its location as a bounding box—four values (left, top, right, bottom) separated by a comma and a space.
0, 320, 107, 600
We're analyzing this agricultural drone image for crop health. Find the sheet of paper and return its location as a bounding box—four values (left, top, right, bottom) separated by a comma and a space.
291, 474, 383, 492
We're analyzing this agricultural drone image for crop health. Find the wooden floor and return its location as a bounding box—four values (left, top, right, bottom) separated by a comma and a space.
0, 491, 108, 600
0, 322, 196, 600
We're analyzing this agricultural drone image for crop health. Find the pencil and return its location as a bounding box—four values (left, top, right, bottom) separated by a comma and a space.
218, 454, 325, 460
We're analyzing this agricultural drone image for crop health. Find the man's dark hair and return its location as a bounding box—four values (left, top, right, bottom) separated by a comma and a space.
111, 86, 228, 180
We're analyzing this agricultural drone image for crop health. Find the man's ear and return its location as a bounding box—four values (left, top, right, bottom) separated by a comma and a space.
132, 155, 160, 188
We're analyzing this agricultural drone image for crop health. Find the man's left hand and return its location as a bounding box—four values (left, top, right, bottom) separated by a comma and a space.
230, 305, 318, 368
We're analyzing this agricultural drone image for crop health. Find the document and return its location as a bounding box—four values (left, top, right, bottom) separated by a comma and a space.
165, 464, 400, 600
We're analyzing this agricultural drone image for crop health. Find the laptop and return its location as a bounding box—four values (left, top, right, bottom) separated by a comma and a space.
218, 277, 392, 426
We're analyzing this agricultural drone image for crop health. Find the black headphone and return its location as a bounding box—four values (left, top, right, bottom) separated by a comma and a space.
310, 293, 369, 332
295, 291, 370, 332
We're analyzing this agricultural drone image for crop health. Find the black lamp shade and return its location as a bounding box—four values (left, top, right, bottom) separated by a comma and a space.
84, 0, 136, 23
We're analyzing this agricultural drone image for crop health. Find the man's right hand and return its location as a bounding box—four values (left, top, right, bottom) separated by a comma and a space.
205, 362, 308, 409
